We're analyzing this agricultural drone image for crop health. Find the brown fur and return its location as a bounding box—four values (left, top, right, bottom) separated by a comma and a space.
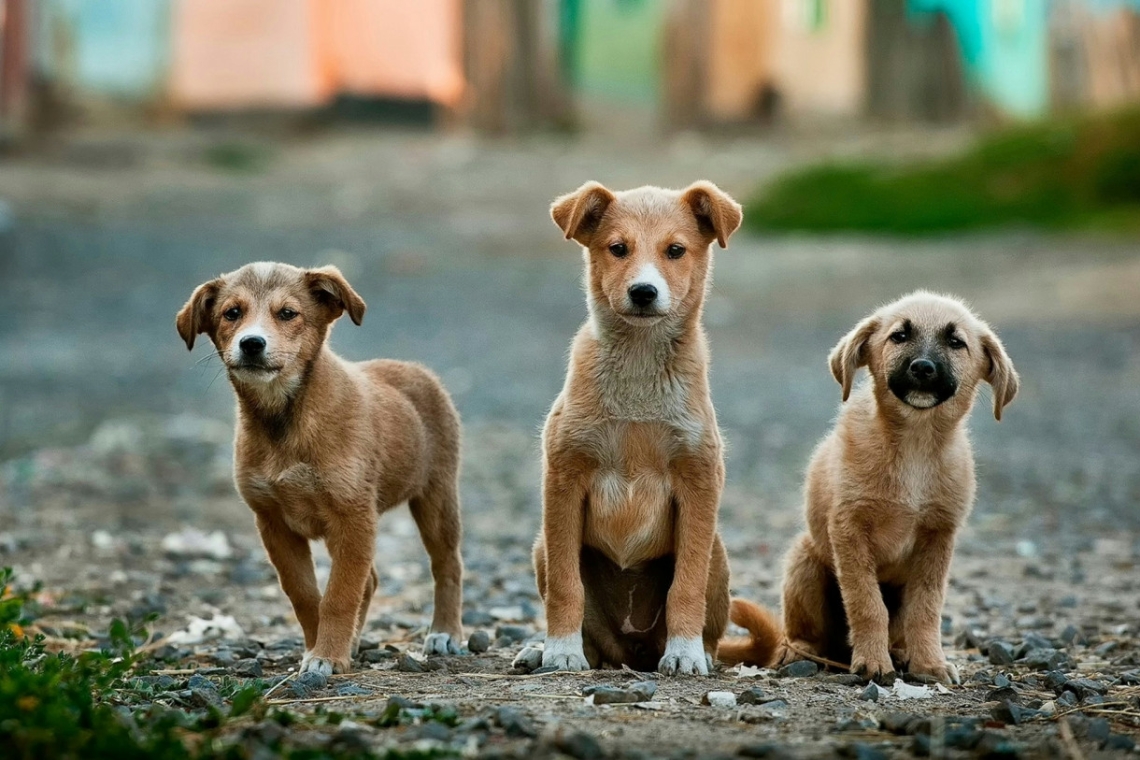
519, 181, 742, 675
720, 292, 1018, 684
176, 262, 464, 674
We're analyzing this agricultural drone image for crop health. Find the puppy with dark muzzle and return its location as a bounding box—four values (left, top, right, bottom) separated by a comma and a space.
176, 262, 465, 674
720, 291, 1019, 684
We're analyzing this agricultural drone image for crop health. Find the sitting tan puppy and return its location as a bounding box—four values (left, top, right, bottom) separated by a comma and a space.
721, 292, 1018, 684
176, 262, 464, 674
515, 181, 742, 675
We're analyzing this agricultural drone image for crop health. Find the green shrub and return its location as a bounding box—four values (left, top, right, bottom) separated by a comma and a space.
746, 110, 1140, 235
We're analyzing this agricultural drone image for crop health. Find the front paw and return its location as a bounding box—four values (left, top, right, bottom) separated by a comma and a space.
850, 647, 895, 684
659, 636, 709, 676
541, 633, 590, 671
300, 650, 350, 675
423, 631, 462, 656
909, 656, 960, 685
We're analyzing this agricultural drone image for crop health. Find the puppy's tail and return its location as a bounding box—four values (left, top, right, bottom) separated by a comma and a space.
717, 597, 782, 667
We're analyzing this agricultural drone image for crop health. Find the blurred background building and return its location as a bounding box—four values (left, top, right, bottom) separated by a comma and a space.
2, 0, 1140, 142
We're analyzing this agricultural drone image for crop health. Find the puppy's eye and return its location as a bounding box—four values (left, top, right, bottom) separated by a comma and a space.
278, 308, 298, 321
223, 307, 242, 322
889, 330, 908, 344
609, 243, 628, 258
947, 335, 966, 350
666, 244, 686, 259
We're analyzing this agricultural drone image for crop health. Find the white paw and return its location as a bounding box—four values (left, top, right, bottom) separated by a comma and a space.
658, 636, 709, 676
512, 646, 544, 671
423, 632, 461, 656
541, 633, 589, 671
300, 654, 334, 676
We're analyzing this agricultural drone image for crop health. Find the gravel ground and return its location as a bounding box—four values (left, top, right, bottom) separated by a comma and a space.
1, 126, 1139, 758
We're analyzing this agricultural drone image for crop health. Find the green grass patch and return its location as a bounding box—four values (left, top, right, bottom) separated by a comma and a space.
746, 110, 1140, 235
0, 569, 458, 760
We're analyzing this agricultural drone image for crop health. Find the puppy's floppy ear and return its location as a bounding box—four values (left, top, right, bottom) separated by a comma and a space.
829, 316, 878, 402
980, 328, 1019, 421
682, 181, 743, 248
551, 181, 616, 245
306, 266, 366, 325
175, 279, 221, 351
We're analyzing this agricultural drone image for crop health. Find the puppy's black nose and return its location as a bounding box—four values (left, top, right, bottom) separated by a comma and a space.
240, 336, 266, 357
909, 358, 936, 380
628, 283, 658, 307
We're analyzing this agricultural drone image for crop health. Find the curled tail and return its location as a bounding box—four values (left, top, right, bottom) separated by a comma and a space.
717, 597, 782, 667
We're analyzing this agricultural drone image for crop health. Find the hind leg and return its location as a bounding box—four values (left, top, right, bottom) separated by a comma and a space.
409, 480, 464, 655
702, 535, 730, 671
778, 533, 834, 665
352, 566, 379, 656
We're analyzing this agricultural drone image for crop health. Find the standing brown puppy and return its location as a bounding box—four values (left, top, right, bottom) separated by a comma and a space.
720, 292, 1018, 684
515, 181, 742, 675
176, 262, 464, 675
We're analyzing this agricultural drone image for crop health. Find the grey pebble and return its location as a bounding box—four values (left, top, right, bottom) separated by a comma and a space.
776, 660, 819, 678
396, 653, 426, 673
335, 683, 373, 697
555, 731, 604, 760
493, 706, 537, 738
233, 658, 263, 678
859, 682, 884, 702
494, 624, 531, 643
1021, 648, 1068, 670
987, 640, 1016, 665
467, 630, 491, 654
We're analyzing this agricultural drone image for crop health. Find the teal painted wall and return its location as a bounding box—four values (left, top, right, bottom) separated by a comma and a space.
909, 0, 1140, 118
35, 0, 171, 99
571, 0, 665, 105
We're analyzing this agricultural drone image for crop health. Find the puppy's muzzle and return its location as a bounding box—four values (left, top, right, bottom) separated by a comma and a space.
628, 283, 658, 308
240, 335, 267, 358
889, 355, 957, 408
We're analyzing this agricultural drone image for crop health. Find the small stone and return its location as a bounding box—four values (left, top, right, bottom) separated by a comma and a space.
187, 675, 222, 708
993, 673, 1012, 688
703, 691, 737, 708
970, 670, 994, 685
555, 731, 604, 760
396, 653, 426, 673
1062, 678, 1108, 700
1119, 669, 1140, 685
944, 726, 984, 750
776, 660, 819, 678
1105, 734, 1137, 752
494, 625, 531, 643
737, 743, 786, 758
738, 687, 769, 705
335, 684, 373, 697
986, 686, 1020, 704
414, 722, 452, 742
233, 659, 263, 678
461, 609, 494, 627
1093, 641, 1118, 657
991, 701, 1026, 726
1038, 700, 1056, 717
494, 706, 536, 738
1058, 624, 1085, 646
587, 686, 640, 705
974, 731, 1022, 758
467, 630, 491, 654
860, 682, 884, 702
213, 649, 237, 666
356, 637, 380, 652
1022, 632, 1052, 650
987, 640, 1016, 665
1043, 670, 1067, 691
838, 743, 889, 760
629, 681, 657, 701
1020, 648, 1067, 670
882, 712, 921, 735
288, 670, 328, 699
826, 673, 868, 686
1057, 690, 1078, 708
360, 649, 393, 664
